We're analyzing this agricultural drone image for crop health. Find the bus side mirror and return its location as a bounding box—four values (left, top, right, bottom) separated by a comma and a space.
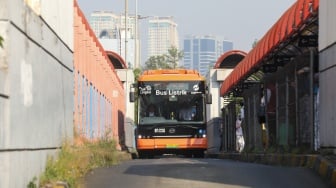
206, 93, 212, 104
130, 85, 135, 102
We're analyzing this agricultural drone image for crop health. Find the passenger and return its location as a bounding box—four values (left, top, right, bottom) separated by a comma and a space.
236, 115, 245, 152
179, 103, 193, 120
147, 104, 156, 117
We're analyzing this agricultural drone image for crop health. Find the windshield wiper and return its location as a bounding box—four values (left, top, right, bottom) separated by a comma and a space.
139, 123, 167, 129
139, 123, 202, 129
179, 124, 199, 129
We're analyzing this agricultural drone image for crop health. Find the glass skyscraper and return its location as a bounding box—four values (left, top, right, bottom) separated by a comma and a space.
183, 35, 233, 76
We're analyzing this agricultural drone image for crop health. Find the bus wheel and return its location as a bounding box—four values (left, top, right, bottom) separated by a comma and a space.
138, 151, 154, 159
194, 151, 205, 158
184, 151, 192, 158
138, 151, 145, 159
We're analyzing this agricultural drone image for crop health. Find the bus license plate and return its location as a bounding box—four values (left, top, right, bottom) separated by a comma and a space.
166, 144, 178, 148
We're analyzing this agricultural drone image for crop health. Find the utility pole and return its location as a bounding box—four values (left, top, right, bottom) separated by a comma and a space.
125, 0, 128, 67
134, 0, 138, 68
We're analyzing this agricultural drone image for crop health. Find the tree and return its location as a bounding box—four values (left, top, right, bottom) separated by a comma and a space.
144, 55, 167, 70
165, 46, 184, 69
144, 46, 184, 70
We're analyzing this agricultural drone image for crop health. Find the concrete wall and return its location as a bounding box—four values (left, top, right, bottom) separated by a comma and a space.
102, 42, 136, 150
206, 69, 232, 153
319, 0, 336, 151
99, 39, 135, 152
116, 69, 136, 152
0, 0, 73, 187
73, 2, 126, 148
319, 0, 336, 51
206, 69, 232, 120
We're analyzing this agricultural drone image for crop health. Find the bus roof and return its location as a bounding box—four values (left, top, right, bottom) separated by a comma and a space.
138, 69, 205, 81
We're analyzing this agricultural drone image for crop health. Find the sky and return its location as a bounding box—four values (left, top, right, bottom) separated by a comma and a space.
77, 0, 296, 58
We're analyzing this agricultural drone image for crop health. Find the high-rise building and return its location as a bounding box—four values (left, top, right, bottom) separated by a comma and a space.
90, 11, 123, 39
89, 11, 139, 68
147, 16, 179, 59
183, 35, 233, 76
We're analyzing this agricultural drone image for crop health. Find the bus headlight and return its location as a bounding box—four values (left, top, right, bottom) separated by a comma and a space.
138, 135, 142, 139
198, 129, 206, 135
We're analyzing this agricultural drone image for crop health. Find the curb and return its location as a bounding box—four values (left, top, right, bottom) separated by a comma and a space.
207, 153, 336, 188
314, 156, 336, 188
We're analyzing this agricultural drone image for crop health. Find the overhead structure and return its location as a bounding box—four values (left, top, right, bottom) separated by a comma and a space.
220, 0, 319, 96
214, 50, 247, 69
106, 51, 128, 69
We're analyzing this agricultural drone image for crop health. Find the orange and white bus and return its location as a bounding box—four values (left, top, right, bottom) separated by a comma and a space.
130, 69, 212, 158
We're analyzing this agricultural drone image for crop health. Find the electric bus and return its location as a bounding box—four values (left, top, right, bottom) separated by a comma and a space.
130, 69, 211, 158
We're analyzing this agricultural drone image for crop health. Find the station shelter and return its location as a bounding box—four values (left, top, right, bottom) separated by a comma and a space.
207, 50, 247, 152
219, 0, 319, 152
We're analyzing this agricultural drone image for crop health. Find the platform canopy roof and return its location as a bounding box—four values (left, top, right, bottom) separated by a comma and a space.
220, 0, 319, 96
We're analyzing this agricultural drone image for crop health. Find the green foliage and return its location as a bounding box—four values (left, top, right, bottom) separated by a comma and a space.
27, 177, 37, 188
235, 97, 244, 115
88, 139, 119, 167
40, 144, 78, 187
144, 55, 167, 70
144, 46, 184, 70
133, 68, 142, 81
132, 68, 142, 122
165, 46, 184, 69
39, 139, 130, 188
0, 35, 3, 48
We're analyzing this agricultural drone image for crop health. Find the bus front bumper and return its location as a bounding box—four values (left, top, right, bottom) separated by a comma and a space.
136, 137, 207, 150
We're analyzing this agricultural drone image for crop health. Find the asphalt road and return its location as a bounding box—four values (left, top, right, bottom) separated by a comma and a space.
83, 156, 328, 188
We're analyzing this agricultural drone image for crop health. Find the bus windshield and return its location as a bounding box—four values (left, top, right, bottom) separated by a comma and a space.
138, 81, 205, 125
